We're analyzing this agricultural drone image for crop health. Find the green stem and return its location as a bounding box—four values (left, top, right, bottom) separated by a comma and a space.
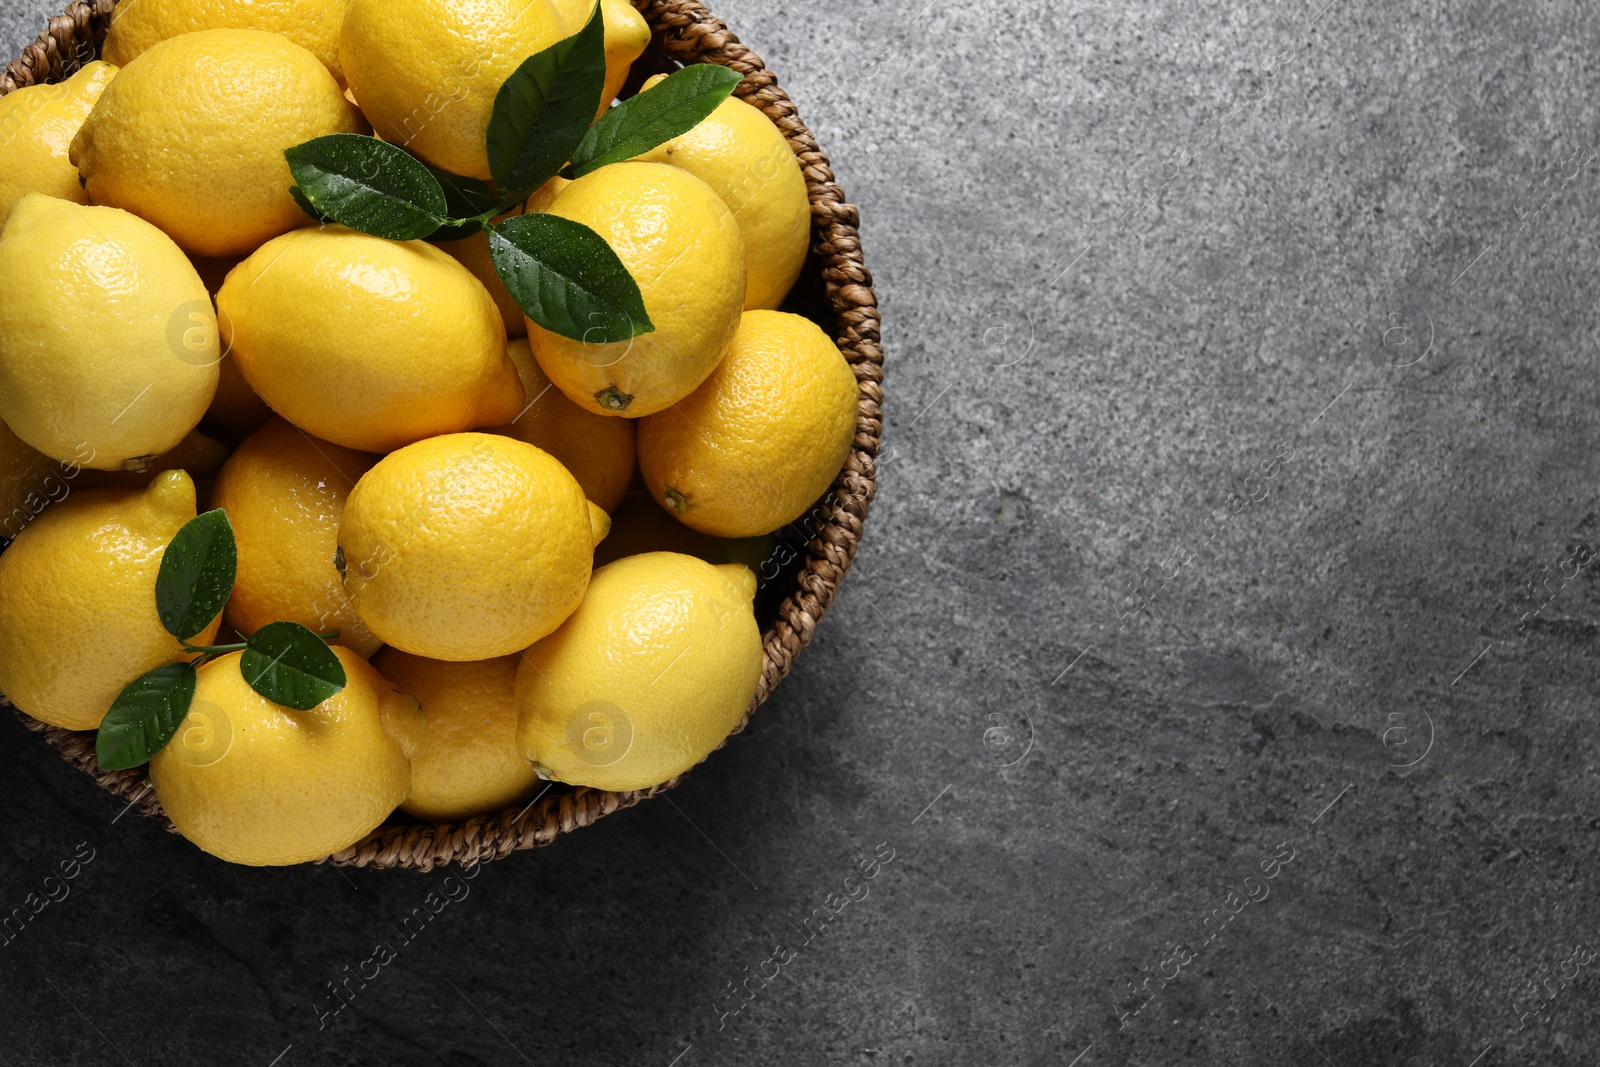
439, 190, 538, 233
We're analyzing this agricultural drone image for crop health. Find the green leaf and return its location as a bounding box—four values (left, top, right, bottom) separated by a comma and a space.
486, 0, 608, 194
241, 622, 347, 711
157, 510, 236, 640
488, 214, 653, 343
569, 64, 744, 178
95, 662, 197, 770
426, 166, 502, 240
286, 134, 448, 241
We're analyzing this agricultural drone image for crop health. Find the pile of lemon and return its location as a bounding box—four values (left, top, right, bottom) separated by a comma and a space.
0, 0, 859, 866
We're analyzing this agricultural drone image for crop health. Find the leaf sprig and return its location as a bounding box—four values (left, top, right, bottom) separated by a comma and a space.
283, 0, 743, 344
95, 511, 348, 770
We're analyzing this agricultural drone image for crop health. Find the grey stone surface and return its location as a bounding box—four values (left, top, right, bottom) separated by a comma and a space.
5, 0, 1600, 1063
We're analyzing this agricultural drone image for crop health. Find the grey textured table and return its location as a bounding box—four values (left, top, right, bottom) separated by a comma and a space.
5, 1, 1600, 1063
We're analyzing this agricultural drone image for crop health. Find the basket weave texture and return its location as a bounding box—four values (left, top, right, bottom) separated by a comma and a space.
0, 0, 882, 869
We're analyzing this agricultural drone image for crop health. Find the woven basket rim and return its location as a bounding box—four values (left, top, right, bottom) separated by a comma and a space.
0, 0, 883, 870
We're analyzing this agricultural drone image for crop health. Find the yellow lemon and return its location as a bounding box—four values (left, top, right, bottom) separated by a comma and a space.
0, 422, 216, 537
217, 226, 523, 453
0, 471, 221, 730
338, 433, 609, 662
0, 61, 117, 227
71, 29, 367, 258
0, 194, 219, 471
205, 358, 275, 445
491, 338, 636, 513
524, 174, 569, 214
602, 0, 651, 103
149, 647, 424, 866
372, 649, 540, 821
187, 254, 275, 444
0, 417, 81, 546
528, 162, 745, 417
211, 417, 381, 657
77, 430, 231, 493
431, 177, 564, 340
104, 0, 352, 82
434, 216, 526, 340
515, 552, 762, 791
638, 310, 856, 538
593, 488, 774, 573
633, 73, 809, 310
152, 431, 230, 481
559, 0, 650, 108
186, 253, 240, 297
339, 0, 568, 180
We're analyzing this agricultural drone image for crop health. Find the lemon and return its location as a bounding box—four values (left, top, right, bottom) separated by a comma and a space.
339, 0, 567, 181
523, 174, 569, 214
71, 29, 367, 258
516, 552, 762, 791
432, 178, 563, 339
528, 162, 745, 417
217, 226, 523, 453
0, 417, 77, 545
0, 194, 219, 471
372, 649, 540, 821
205, 358, 275, 445
585, 0, 651, 108
601, 0, 649, 103
0, 471, 220, 731
104, 0, 352, 82
0, 61, 117, 227
186, 253, 239, 297
435, 218, 527, 341
491, 339, 636, 513
78, 430, 230, 492
149, 647, 424, 866
0, 422, 213, 538
593, 488, 774, 572
211, 417, 381, 658
633, 73, 809, 310
639, 310, 856, 538
338, 433, 610, 662
187, 254, 275, 444
0, 427, 223, 534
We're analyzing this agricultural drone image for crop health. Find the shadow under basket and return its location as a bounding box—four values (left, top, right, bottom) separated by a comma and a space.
0, 0, 883, 870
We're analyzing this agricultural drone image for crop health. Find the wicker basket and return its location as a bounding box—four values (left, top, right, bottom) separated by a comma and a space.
0, 0, 882, 870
